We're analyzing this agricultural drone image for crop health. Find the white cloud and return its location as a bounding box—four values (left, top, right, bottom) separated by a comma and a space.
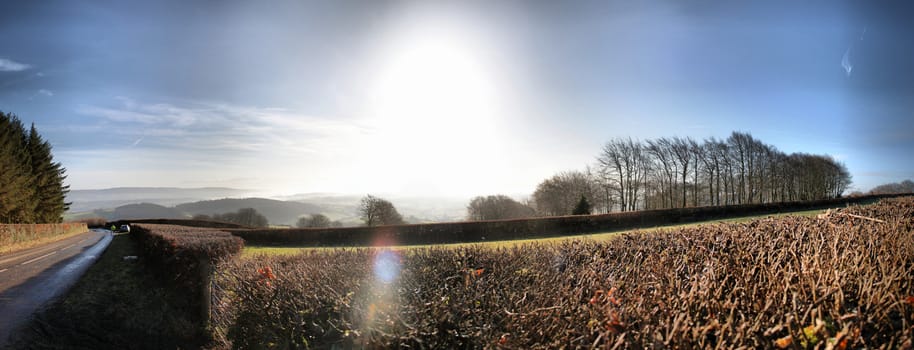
38, 89, 54, 97
841, 27, 866, 78
841, 47, 853, 77
63, 97, 554, 197
71, 98, 371, 171
0, 58, 31, 72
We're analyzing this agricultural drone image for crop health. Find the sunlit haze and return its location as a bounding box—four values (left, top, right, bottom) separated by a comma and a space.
1, 1, 913, 197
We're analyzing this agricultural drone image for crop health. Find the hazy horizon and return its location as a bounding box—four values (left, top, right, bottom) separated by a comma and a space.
2, 1, 913, 197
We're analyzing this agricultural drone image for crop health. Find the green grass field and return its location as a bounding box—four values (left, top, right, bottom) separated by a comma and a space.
243, 208, 826, 256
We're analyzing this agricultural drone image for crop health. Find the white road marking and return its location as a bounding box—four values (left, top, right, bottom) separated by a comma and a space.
21, 252, 56, 265
62, 244, 76, 250
0, 245, 61, 265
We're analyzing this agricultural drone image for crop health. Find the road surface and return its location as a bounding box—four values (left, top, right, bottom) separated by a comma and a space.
0, 229, 112, 347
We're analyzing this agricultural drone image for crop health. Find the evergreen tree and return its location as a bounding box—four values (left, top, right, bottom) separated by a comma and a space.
0, 111, 70, 223
28, 124, 70, 223
572, 195, 592, 215
0, 112, 34, 223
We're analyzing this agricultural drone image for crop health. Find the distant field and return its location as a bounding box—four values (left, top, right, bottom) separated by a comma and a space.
242, 208, 826, 255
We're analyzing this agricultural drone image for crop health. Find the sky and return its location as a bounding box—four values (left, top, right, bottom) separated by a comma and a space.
1, 0, 912, 197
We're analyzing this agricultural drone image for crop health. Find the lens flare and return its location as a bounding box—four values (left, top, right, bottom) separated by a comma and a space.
373, 249, 401, 283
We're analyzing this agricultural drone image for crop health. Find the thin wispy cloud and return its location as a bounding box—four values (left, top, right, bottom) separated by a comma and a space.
841, 48, 853, 77
842, 27, 867, 78
27, 89, 55, 100
60, 98, 382, 193
76, 98, 369, 156
0, 58, 31, 72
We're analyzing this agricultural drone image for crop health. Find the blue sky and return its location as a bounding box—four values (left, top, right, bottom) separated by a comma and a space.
1, 0, 912, 197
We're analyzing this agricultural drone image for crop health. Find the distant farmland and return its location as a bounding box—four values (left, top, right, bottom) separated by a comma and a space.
226, 194, 902, 248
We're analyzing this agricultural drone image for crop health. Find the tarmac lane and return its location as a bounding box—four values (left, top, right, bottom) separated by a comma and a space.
0, 229, 112, 347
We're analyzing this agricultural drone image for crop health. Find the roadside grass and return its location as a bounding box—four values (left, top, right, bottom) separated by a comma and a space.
243, 208, 826, 256
1, 228, 88, 255
9, 233, 207, 350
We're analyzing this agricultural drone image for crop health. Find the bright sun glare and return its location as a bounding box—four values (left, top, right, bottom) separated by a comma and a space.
366, 16, 505, 168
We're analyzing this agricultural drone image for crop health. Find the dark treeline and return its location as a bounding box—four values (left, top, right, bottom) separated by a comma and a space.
466, 195, 535, 221
866, 180, 914, 195
193, 208, 269, 228
532, 131, 851, 216
0, 111, 70, 223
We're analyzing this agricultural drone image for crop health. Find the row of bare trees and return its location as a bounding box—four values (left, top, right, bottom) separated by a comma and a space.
466, 195, 535, 221
530, 131, 851, 215
866, 180, 914, 195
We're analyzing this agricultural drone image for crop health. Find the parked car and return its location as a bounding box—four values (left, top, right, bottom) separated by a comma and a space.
118, 224, 130, 233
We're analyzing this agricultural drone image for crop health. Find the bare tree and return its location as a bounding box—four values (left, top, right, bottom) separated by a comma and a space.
670, 137, 694, 208
359, 195, 404, 226
646, 138, 675, 209
593, 165, 617, 213
689, 138, 704, 206
598, 138, 649, 212
588, 131, 851, 211
869, 179, 914, 195
296, 213, 332, 228
532, 171, 601, 216
466, 195, 535, 221
699, 138, 719, 206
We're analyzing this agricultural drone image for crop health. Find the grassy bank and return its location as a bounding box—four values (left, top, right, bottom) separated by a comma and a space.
0, 223, 88, 255
9, 233, 208, 349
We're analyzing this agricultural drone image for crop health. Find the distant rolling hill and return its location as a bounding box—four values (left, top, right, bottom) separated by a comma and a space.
65, 187, 469, 225
86, 198, 330, 226
66, 187, 255, 213
93, 203, 187, 220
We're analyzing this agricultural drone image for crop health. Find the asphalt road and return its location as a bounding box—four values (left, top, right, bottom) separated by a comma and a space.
0, 229, 112, 347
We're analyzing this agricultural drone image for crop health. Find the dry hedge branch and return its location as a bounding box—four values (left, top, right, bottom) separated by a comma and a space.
212, 197, 914, 349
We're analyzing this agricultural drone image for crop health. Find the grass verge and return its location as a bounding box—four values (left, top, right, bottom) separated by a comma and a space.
1, 226, 88, 255
243, 208, 826, 256
9, 233, 208, 349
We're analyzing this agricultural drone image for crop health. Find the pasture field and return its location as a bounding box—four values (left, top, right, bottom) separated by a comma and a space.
230, 195, 903, 249
242, 208, 827, 255
212, 198, 914, 348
